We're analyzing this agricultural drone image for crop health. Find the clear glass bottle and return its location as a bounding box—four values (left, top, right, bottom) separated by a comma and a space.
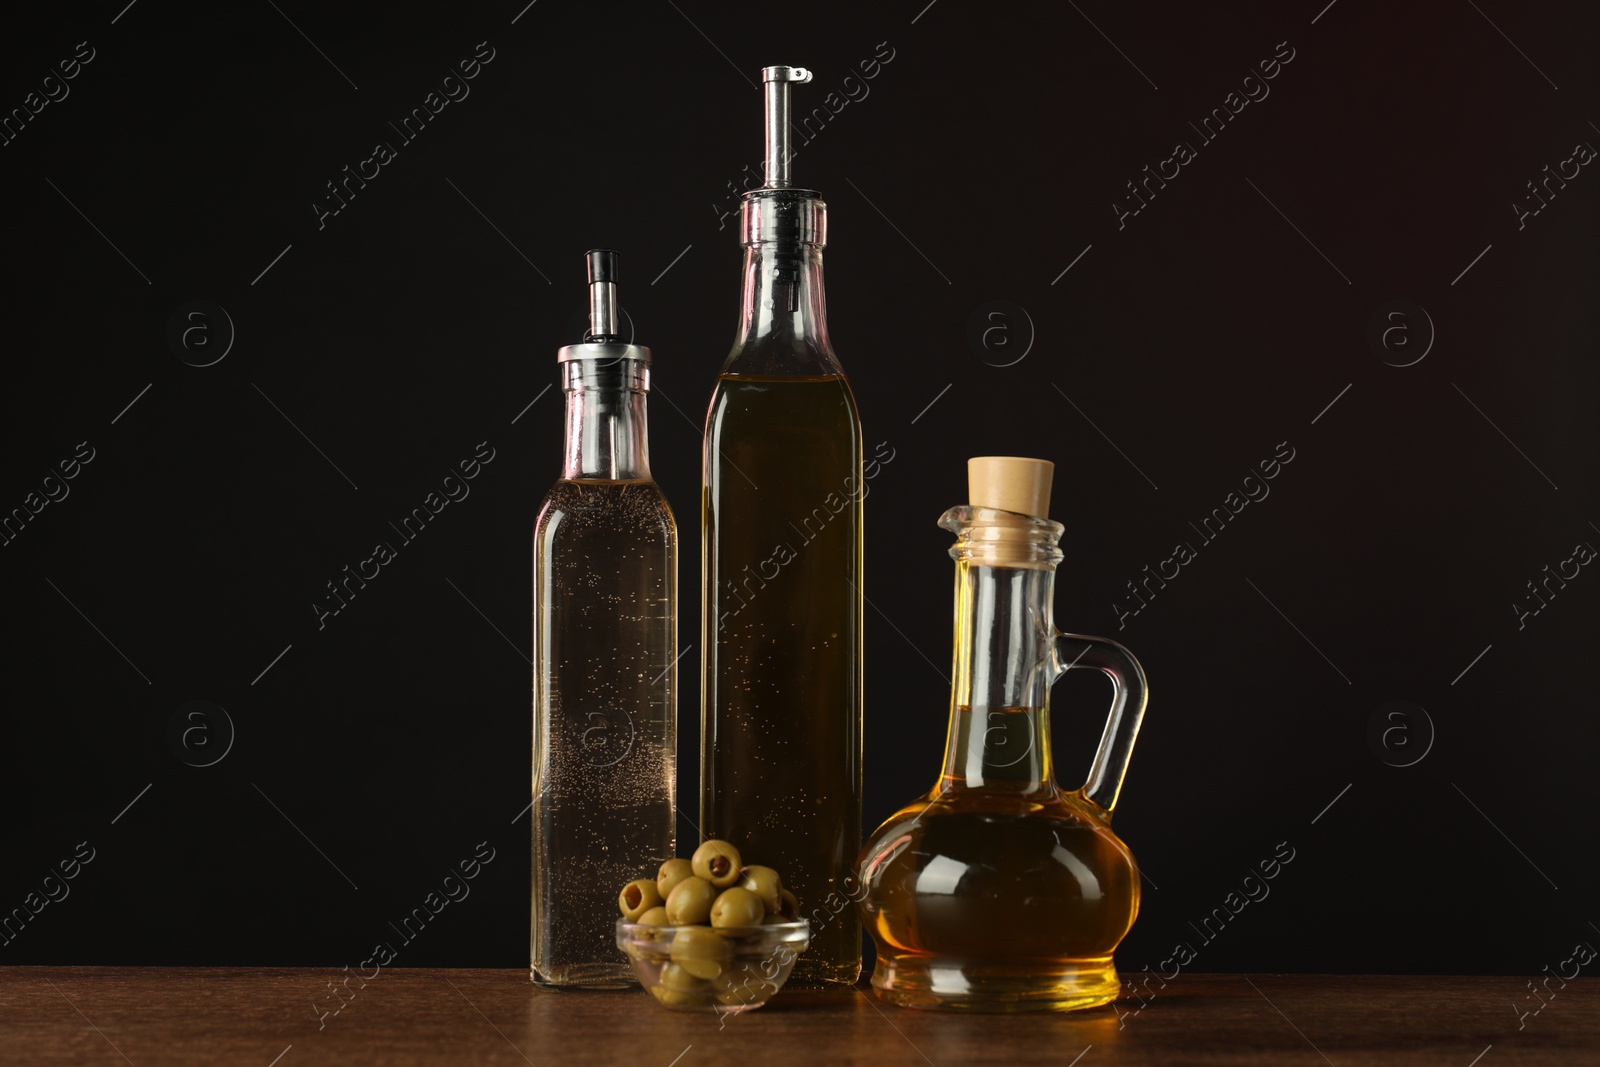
532, 251, 677, 987
857, 457, 1149, 1011
701, 66, 863, 986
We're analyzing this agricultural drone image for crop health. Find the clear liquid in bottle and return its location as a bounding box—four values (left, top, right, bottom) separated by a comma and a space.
533, 479, 676, 986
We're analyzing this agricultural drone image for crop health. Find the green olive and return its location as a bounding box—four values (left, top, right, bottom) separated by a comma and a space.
737, 865, 783, 914
709, 886, 764, 929
691, 839, 743, 888
656, 858, 695, 899
668, 924, 732, 979
658, 960, 712, 994
647, 985, 678, 1007
637, 906, 670, 926
619, 879, 663, 921
650, 965, 711, 1008
664, 876, 715, 924
776, 888, 800, 922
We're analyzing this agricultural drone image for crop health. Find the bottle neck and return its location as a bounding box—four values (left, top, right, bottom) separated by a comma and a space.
732, 240, 832, 357
561, 359, 652, 481
940, 559, 1059, 795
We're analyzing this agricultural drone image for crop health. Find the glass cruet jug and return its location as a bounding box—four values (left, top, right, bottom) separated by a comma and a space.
855, 456, 1150, 1012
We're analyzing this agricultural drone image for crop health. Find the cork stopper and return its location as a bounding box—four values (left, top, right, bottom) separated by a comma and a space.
968, 457, 1054, 519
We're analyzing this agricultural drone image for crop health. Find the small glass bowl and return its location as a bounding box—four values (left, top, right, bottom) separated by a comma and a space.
616, 919, 811, 1014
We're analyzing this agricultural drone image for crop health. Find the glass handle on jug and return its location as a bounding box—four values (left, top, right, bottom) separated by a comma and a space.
1051, 633, 1149, 818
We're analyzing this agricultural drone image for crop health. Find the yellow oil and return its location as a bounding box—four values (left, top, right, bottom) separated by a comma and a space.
702, 373, 862, 986
858, 707, 1141, 1011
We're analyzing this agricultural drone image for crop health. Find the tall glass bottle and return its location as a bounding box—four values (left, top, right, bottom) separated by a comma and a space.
701, 65, 863, 986
532, 250, 677, 987
857, 458, 1149, 1011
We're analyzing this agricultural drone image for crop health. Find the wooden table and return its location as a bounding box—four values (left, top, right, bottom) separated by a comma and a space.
2, 968, 1594, 1066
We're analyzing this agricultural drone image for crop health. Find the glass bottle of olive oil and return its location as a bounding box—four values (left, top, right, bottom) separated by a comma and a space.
701, 66, 863, 986
532, 251, 677, 987
857, 458, 1150, 1011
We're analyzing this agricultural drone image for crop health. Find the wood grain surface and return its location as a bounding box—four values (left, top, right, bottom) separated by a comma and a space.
1, 968, 1593, 1066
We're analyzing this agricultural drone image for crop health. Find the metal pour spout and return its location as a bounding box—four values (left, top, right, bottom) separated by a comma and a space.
762, 65, 812, 188
585, 248, 619, 341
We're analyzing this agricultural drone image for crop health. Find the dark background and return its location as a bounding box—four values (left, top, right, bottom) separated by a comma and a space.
1, 0, 1595, 978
